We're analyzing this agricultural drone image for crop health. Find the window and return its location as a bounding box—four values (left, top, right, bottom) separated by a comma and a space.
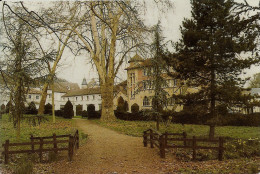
147, 80, 152, 89
36, 96, 39, 100
143, 68, 147, 76
76, 97, 78, 101
28, 95, 31, 99
130, 73, 135, 86
143, 81, 146, 90
87, 96, 89, 100
93, 95, 95, 100
173, 79, 177, 87
82, 96, 83, 100
131, 90, 135, 99
167, 80, 171, 87
143, 96, 150, 106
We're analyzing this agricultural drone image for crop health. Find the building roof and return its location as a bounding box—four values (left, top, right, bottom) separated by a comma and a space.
62, 87, 101, 97
51, 82, 80, 93
28, 88, 42, 94
128, 54, 144, 63
62, 81, 127, 97
114, 80, 127, 95
125, 58, 152, 70
251, 88, 260, 95
82, 77, 87, 85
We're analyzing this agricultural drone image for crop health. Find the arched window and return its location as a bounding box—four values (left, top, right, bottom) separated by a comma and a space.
143, 96, 149, 106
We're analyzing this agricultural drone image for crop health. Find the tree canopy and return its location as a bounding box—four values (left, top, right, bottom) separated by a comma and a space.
165, 0, 260, 122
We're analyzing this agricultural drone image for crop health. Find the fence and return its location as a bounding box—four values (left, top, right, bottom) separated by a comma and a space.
2, 130, 79, 164
143, 128, 224, 161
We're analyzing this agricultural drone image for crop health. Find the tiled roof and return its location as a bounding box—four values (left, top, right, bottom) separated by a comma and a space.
128, 54, 144, 63
62, 87, 101, 97
28, 88, 42, 94
125, 58, 152, 70
51, 82, 80, 93
114, 80, 127, 95
62, 81, 128, 97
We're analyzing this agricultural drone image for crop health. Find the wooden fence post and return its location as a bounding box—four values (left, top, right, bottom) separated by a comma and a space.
39, 138, 43, 162
192, 136, 196, 161
150, 129, 154, 148
68, 135, 73, 161
159, 135, 166, 158
183, 132, 187, 146
30, 135, 34, 153
4, 140, 9, 164
53, 133, 58, 154
218, 137, 224, 161
76, 130, 79, 149
143, 131, 147, 147
164, 132, 168, 148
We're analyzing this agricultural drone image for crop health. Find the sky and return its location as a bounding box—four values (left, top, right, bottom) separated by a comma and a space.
1, 0, 259, 87
57, 0, 193, 85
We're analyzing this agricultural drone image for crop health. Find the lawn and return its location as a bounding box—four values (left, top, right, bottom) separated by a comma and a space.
0, 114, 77, 145
91, 119, 260, 139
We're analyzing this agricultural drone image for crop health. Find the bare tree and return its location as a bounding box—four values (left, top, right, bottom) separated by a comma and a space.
69, 1, 151, 120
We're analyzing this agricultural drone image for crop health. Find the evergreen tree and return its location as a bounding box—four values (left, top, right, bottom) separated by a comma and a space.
149, 22, 168, 130
63, 100, 74, 119
165, 0, 259, 138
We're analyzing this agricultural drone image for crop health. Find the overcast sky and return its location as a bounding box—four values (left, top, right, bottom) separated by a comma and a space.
1, 0, 259, 87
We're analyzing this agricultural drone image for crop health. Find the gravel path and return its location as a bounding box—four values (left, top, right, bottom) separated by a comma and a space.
52, 119, 175, 174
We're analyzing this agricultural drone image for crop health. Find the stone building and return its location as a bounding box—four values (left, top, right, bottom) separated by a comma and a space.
125, 54, 198, 112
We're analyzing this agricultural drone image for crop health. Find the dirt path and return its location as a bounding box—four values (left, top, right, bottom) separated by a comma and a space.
51, 119, 175, 174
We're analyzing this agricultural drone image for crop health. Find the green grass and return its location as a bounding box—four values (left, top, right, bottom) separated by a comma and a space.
0, 114, 77, 144
91, 119, 260, 139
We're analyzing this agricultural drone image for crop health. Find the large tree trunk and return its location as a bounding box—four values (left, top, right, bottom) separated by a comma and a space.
38, 83, 49, 115
100, 78, 116, 121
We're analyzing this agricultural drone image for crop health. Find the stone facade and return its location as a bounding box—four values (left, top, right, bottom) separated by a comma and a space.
125, 54, 198, 112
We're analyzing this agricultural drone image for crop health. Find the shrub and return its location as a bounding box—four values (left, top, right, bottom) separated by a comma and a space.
117, 97, 125, 112
81, 110, 88, 118
131, 103, 139, 113
55, 110, 63, 117
87, 104, 101, 119
25, 102, 38, 115
44, 103, 52, 115
5, 101, 13, 114
219, 113, 260, 127
63, 100, 74, 119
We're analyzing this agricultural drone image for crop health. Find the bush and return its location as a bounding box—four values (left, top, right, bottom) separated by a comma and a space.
219, 113, 260, 127
131, 103, 139, 113
55, 110, 63, 117
44, 103, 52, 115
5, 101, 13, 114
25, 102, 38, 115
114, 110, 171, 121
87, 104, 101, 119
81, 110, 88, 118
63, 100, 74, 119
